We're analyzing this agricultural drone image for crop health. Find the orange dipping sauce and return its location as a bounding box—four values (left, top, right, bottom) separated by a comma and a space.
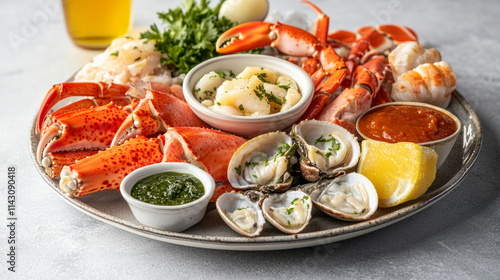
357, 104, 458, 143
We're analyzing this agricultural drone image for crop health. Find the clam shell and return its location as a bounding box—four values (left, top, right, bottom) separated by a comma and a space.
227, 131, 296, 192
291, 120, 360, 181
216, 191, 266, 237
261, 190, 312, 234
309, 173, 378, 221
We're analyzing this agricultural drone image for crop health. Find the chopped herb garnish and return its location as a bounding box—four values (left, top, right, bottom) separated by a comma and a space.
216, 102, 221, 106
229, 70, 236, 78
194, 88, 201, 93
285, 207, 294, 215
314, 134, 341, 151
235, 165, 242, 176
238, 104, 244, 111
134, 57, 141, 61
217, 71, 226, 79
264, 158, 269, 167
290, 198, 299, 205
245, 162, 251, 167
237, 207, 249, 210
257, 72, 269, 83
277, 82, 291, 91
274, 142, 290, 161
253, 175, 258, 178
110, 51, 119, 57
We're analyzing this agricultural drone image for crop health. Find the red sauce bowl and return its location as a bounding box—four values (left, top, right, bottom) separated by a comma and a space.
356, 102, 461, 168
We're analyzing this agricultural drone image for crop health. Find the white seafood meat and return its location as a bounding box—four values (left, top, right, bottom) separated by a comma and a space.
227, 132, 295, 192
261, 190, 312, 234
216, 191, 266, 237
291, 120, 360, 182
308, 173, 378, 221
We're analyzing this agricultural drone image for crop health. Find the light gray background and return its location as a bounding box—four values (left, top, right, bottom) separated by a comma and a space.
1, 0, 499, 279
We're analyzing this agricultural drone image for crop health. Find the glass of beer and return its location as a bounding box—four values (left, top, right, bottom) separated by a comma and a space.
62, 0, 132, 49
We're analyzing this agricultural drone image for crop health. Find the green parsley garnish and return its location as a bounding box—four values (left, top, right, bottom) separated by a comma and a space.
217, 71, 226, 78
274, 142, 290, 161
140, 0, 261, 74
235, 165, 242, 176
110, 51, 119, 57
277, 82, 291, 91
134, 57, 141, 61
285, 207, 294, 215
256, 72, 269, 83
216, 102, 221, 106
238, 104, 244, 111
237, 207, 249, 210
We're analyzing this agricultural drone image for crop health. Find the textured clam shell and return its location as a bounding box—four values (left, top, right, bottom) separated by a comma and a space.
309, 173, 378, 221
227, 131, 295, 192
291, 120, 360, 182
216, 191, 266, 237
261, 190, 312, 234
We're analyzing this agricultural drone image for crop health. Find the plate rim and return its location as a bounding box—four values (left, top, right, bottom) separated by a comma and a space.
30, 90, 482, 250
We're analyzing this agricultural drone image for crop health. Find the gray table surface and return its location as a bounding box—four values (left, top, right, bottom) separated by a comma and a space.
1, 0, 499, 279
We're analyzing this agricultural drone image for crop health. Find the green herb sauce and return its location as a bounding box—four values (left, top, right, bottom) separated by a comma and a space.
131, 172, 204, 206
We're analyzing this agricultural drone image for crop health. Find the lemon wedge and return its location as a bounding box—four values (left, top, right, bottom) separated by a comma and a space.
357, 140, 438, 208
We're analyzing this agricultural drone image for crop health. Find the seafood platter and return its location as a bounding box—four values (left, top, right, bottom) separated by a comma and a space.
30, 0, 482, 250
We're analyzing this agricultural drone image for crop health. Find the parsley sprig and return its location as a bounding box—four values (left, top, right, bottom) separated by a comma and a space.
140, 0, 250, 74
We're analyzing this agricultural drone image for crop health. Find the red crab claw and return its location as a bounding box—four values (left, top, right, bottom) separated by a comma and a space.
36, 82, 131, 134
377, 24, 418, 44
327, 30, 357, 48
217, 21, 320, 57
111, 90, 208, 146
216, 21, 275, 54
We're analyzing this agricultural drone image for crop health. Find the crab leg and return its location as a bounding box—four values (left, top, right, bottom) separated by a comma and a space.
317, 55, 389, 133
111, 89, 208, 146
36, 82, 132, 133
302, 0, 329, 44
37, 102, 131, 166
161, 127, 247, 182
59, 136, 163, 197
58, 127, 246, 199
41, 150, 99, 178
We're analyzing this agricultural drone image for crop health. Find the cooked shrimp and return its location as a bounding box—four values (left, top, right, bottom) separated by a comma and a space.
389, 41, 442, 78
390, 61, 456, 108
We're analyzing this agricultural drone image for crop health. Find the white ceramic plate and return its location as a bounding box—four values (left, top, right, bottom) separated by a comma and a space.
30, 90, 482, 251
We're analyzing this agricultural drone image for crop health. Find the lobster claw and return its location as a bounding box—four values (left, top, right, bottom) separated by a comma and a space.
216, 21, 275, 54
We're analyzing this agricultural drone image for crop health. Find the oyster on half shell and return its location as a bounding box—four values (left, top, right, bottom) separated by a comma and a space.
261, 190, 312, 234
227, 132, 296, 192
306, 173, 378, 221
291, 120, 360, 182
216, 191, 266, 237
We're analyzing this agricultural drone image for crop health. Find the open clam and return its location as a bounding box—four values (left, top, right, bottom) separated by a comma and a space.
261, 190, 312, 234
291, 120, 360, 182
227, 132, 296, 192
216, 191, 266, 237
307, 173, 378, 221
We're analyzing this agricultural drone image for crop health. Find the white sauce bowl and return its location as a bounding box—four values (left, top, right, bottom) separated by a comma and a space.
183, 54, 314, 138
120, 162, 215, 232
